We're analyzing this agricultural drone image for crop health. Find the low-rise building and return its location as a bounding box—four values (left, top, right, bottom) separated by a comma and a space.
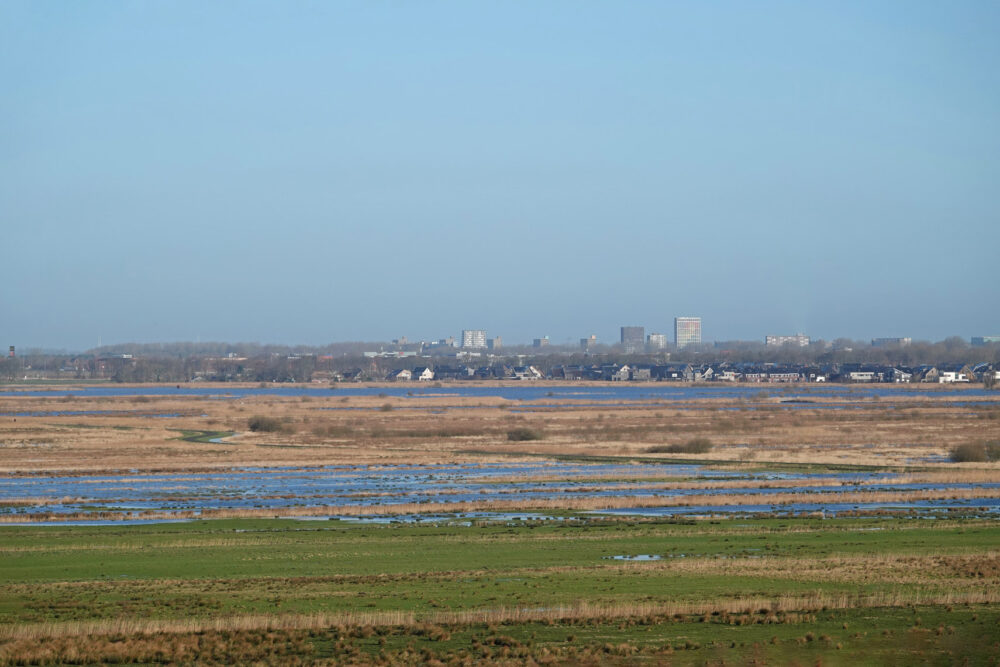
765, 334, 810, 347
413, 367, 435, 381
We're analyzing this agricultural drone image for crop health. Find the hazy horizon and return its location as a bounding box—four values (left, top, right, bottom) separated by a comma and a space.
3, 2, 998, 350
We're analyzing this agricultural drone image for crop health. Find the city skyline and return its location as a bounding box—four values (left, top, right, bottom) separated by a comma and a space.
11, 322, 1000, 356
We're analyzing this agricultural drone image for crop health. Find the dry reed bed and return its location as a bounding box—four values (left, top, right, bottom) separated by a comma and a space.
3, 589, 999, 642
2, 386, 997, 472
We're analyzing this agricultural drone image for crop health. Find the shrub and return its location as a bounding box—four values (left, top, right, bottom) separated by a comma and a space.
247, 416, 283, 433
646, 438, 714, 454
507, 427, 544, 441
951, 441, 1000, 462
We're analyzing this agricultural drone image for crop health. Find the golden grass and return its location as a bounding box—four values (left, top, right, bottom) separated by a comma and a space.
2, 588, 999, 642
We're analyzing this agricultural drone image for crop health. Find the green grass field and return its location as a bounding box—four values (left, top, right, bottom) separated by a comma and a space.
2, 516, 999, 664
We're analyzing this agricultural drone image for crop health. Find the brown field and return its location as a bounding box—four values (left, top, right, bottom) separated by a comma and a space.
1, 382, 998, 475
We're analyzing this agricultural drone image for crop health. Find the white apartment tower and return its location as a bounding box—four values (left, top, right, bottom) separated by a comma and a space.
461, 329, 487, 349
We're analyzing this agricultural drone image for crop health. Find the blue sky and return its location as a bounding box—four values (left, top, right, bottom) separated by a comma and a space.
2, 1, 998, 350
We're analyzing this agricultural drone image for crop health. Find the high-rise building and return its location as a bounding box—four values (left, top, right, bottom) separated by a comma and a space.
532, 337, 550, 348
674, 317, 702, 348
765, 334, 810, 347
487, 336, 502, 350
580, 335, 597, 351
461, 329, 487, 349
971, 336, 1000, 346
620, 326, 645, 354
647, 333, 668, 350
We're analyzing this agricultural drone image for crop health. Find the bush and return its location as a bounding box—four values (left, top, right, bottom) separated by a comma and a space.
647, 438, 714, 454
507, 427, 544, 441
247, 415, 283, 433
950, 441, 1000, 462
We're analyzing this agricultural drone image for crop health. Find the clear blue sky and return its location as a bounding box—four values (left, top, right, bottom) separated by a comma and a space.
3, 1, 998, 350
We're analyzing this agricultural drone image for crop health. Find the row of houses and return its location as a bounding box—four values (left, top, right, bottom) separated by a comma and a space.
555, 362, 998, 383
335, 362, 999, 383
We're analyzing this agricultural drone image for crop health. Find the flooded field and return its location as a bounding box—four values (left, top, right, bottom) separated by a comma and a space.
3, 460, 999, 523
1, 382, 998, 522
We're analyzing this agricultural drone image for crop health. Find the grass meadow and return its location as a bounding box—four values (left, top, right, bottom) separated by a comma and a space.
1, 517, 999, 664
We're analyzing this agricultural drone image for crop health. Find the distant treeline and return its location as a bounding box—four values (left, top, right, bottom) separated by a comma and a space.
85, 341, 376, 358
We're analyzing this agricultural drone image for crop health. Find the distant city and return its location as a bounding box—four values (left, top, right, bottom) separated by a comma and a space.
2, 322, 998, 385
364, 319, 996, 357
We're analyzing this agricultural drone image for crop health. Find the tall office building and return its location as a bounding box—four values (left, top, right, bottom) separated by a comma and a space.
674, 317, 702, 348
620, 326, 645, 354
461, 329, 487, 349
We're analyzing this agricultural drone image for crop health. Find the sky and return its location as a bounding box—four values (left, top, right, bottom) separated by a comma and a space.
2, 1, 998, 351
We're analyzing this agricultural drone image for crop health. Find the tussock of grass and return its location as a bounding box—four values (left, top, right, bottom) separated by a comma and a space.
647, 438, 714, 454
507, 427, 544, 441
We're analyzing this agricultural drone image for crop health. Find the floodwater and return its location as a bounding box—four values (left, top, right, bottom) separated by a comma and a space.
592, 497, 1000, 518
2, 461, 997, 523
6, 384, 998, 403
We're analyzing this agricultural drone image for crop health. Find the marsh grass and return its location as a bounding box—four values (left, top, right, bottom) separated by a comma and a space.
647, 437, 714, 454
507, 427, 544, 441
3, 384, 997, 472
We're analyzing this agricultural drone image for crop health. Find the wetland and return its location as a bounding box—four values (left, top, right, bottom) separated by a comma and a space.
1, 382, 998, 664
